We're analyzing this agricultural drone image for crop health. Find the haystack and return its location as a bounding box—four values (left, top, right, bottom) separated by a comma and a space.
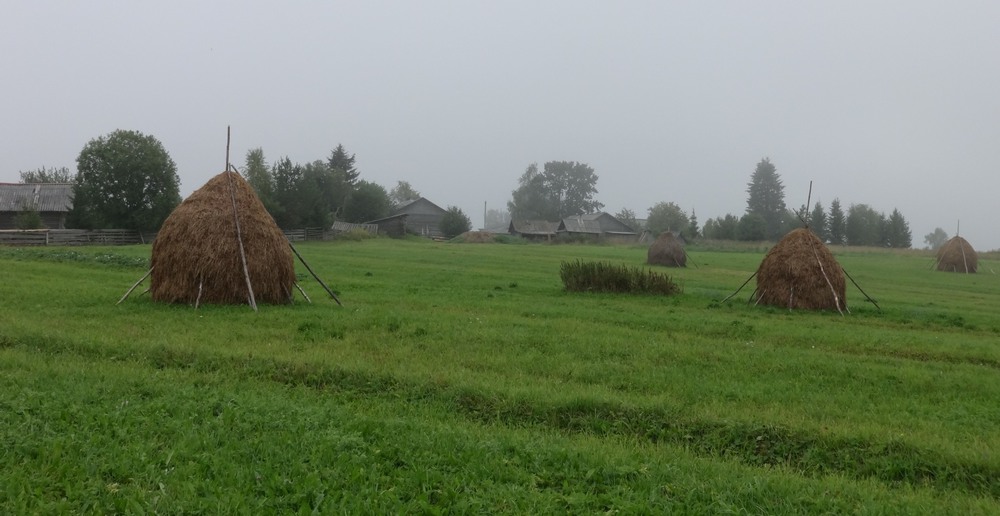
646, 231, 686, 267
754, 227, 846, 311
936, 236, 977, 273
150, 171, 295, 305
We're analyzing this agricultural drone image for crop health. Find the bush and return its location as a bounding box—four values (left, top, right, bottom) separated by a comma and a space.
560, 260, 681, 295
440, 206, 472, 238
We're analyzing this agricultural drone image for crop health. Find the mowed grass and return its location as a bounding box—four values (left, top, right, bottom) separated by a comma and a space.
2, 239, 999, 513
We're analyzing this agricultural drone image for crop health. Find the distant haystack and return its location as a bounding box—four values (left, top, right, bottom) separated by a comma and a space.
754, 228, 846, 311
646, 231, 686, 267
150, 171, 295, 305
936, 236, 977, 273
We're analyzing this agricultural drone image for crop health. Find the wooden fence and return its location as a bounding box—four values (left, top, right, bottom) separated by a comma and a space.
1, 226, 366, 246
0, 229, 155, 246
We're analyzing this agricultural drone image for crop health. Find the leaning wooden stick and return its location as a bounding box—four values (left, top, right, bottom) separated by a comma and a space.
288, 242, 341, 305
117, 267, 153, 305
721, 271, 757, 303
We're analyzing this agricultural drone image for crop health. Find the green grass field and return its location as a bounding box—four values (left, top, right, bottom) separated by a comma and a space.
2, 239, 999, 514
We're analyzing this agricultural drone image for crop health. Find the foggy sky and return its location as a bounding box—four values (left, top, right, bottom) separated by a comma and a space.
3, 1, 999, 249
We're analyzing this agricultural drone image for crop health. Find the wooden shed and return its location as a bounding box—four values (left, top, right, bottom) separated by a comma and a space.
508, 219, 559, 241
0, 183, 74, 230
364, 197, 447, 238
557, 213, 638, 243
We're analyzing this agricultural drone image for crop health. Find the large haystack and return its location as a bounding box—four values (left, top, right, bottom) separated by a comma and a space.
150, 171, 295, 305
936, 236, 977, 273
647, 231, 686, 267
754, 228, 847, 311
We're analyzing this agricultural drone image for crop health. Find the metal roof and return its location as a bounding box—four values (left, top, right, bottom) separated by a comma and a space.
0, 183, 73, 212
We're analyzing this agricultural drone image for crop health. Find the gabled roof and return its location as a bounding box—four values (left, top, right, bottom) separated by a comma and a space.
558, 214, 604, 234
0, 183, 73, 212
558, 212, 637, 235
391, 197, 447, 216
509, 219, 559, 235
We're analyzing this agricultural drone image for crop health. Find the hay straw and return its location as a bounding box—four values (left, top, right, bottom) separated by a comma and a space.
935, 236, 978, 273
754, 228, 847, 311
150, 171, 295, 305
647, 231, 686, 267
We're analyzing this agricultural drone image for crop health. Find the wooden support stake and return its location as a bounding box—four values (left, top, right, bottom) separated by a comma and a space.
224, 135, 258, 312
722, 271, 756, 303
294, 282, 312, 303
288, 241, 341, 306
117, 267, 153, 305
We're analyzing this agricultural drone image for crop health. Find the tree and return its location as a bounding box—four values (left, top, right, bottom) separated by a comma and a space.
271, 157, 302, 228
485, 208, 511, 229
613, 208, 640, 233
809, 202, 827, 242
508, 161, 602, 220
745, 157, 787, 240
389, 181, 421, 210
687, 209, 700, 240
737, 213, 767, 241
68, 129, 180, 231
845, 204, 884, 246
703, 214, 739, 240
646, 202, 689, 237
242, 148, 279, 218
924, 227, 949, 250
19, 166, 74, 183
296, 160, 339, 228
327, 144, 359, 186
440, 206, 472, 238
828, 198, 846, 245
342, 180, 390, 223
884, 208, 912, 248
14, 202, 44, 229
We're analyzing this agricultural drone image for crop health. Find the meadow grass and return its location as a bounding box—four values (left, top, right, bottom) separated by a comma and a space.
1, 239, 999, 513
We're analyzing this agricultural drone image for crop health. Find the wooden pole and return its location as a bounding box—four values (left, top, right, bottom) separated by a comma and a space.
117, 267, 153, 305
722, 271, 757, 303
225, 128, 258, 311
288, 241, 341, 305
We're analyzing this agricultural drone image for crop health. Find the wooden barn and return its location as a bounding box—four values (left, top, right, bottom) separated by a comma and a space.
558, 212, 637, 243
367, 197, 447, 238
508, 219, 559, 241
0, 183, 74, 230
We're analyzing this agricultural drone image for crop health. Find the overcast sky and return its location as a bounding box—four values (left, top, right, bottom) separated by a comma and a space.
3, 1, 999, 249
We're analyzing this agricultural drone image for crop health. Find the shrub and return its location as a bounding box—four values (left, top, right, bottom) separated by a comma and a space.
560, 260, 681, 295
440, 206, 472, 238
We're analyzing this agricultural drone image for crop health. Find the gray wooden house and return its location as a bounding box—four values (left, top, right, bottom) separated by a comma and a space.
367, 197, 448, 238
0, 183, 73, 230
558, 212, 638, 243
508, 219, 559, 241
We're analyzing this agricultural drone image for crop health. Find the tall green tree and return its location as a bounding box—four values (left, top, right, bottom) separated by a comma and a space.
745, 157, 787, 240
440, 206, 472, 238
242, 148, 279, 218
828, 198, 846, 245
296, 160, 338, 228
924, 227, 948, 250
342, 180, 390, 223
613, 208, 640, 233
646, 202, 689, 237
687, 209, 700, 240
485, 208, 511, 229
737, 213, 767, 241
19, 166, 74, 183
809, 201, 827, 242
845, 204, 884, 246
508, 161, 602, 220
389, 181, 421, 210
884, 208, 912, 248
327, 144, 359, 186
271, 157, 301, 228
702, 214, 739, 240
68, 129, 180, 231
